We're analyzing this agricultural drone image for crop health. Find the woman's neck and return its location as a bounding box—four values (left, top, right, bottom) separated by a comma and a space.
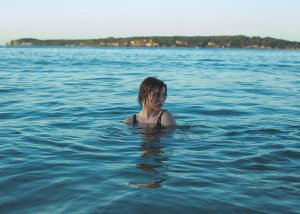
140, 105, 160, 120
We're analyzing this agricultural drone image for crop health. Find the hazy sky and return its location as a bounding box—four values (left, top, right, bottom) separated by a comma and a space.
1, 0, 299, 45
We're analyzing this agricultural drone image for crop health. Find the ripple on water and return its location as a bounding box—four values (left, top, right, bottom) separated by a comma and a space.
225, 127, 285, 136
183, 106, 250, 117
1, 47, 300, 213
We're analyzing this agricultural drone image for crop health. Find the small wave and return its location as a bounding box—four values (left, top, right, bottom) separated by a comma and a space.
0, 88, 24, 93
0, 112, 14, 119
199, 109, 249, 116
226, 128, 284, 136
225, 131, 242, 136
33, 60, 50, 65
241, 88, 275, 95
38, 101, 65, 108
288, 125, 300, 129
275, 64, 293, 68
242, 164, 278, 171
229, 155, 279, 171
197, 59, 225, 62
0, 89, 12, 93
273, 150, 300, 160
245, 128, 284, 135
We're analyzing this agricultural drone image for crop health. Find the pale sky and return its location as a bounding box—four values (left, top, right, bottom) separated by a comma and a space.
1, 0, 299, 45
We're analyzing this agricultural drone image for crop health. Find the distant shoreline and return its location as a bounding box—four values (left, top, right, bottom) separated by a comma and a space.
5, 35, 300, 50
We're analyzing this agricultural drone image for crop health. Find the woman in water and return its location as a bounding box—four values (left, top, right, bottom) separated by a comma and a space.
124, 77, 176, 128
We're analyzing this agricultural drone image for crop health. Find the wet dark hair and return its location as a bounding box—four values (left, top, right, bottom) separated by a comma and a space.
138, 77, 167, 106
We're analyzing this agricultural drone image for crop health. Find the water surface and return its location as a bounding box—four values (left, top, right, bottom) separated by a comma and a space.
1, 46, 300, 213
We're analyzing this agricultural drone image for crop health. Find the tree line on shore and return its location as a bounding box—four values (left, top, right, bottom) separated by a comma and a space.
6, 35, 300, 49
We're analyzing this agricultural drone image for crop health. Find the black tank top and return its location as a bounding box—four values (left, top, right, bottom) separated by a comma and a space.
133, 110, 165, 127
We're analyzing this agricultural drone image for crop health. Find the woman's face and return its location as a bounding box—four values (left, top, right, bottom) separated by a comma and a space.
146, 86, 167, 110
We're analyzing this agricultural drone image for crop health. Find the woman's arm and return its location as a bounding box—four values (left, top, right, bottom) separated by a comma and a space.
123, 116, 133, 124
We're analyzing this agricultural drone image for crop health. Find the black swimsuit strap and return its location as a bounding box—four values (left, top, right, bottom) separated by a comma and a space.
156, 110, 165, 127
133, 114, 137, 124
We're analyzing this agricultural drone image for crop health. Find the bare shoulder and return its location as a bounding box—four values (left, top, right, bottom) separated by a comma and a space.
161, 110, 176, 126
123, 115, 134, 124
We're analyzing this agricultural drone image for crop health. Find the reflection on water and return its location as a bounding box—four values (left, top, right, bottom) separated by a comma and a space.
129, 127, 174, 188
137, 123, 176, 142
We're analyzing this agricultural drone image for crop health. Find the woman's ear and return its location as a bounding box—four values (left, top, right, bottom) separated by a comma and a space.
146, 93, 153, 104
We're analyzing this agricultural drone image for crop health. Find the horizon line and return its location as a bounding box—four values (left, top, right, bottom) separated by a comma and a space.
7, 35, 300, 43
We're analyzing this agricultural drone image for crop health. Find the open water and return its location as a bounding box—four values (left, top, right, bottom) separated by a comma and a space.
0, 46, 300, 213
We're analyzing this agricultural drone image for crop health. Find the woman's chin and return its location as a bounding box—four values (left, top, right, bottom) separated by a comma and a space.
155, 104, 163, 110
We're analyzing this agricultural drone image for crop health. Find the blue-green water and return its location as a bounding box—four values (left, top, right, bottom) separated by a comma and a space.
1, 46, 300, 213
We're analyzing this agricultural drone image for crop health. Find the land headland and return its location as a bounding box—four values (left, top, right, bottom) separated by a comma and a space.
5, 35, 300, 50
